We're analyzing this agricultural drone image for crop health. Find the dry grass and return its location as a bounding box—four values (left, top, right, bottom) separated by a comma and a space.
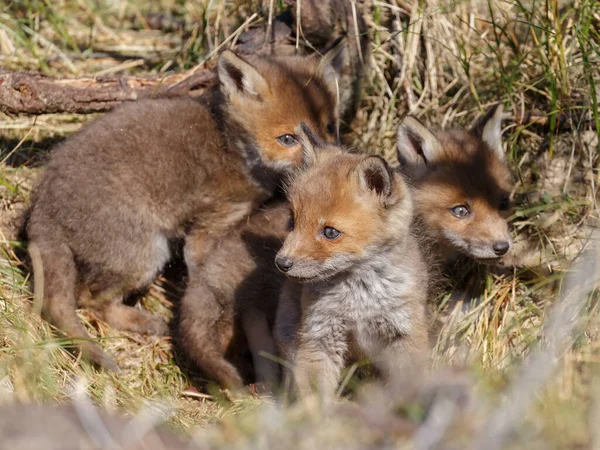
0, 0, 598, 448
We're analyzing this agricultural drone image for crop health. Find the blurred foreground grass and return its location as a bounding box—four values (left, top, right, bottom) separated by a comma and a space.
0, 0, 598, 448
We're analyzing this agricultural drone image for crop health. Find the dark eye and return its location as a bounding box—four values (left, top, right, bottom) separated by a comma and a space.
277, 134, 297, 147
288, 215, 294, 231
322, 226, 341, 240
450, 205, 470, 218
499, 196, 510, 211
326, 122, 336, 136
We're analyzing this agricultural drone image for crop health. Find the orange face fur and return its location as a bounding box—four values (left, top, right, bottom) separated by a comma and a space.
219, 52, 339, 170
276, 129, 412, 281
396, 105, 513, 261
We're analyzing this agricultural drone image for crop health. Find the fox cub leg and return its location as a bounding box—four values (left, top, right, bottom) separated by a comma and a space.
375, 327, 431, 383
179, 205, 257, 391
294, 342, 346, 401
293, 317, 349, 401
29, 241, 119, 372
88, 297, 169, 336
241, 308, 279, 391
179, 272, 244, 391
274, 281, 303, 389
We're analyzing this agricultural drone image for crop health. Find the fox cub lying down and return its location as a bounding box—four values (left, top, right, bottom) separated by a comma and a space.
274, 125, 430, 400
27, 49, 340, 371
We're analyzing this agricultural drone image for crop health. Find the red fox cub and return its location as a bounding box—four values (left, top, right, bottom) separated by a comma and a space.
27, 50, 340, 371
274, 125, 430, 400
396, 105, 513, 263
178, 199, 291, 391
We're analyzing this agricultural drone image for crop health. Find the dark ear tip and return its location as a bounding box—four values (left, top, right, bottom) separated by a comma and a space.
483, 103, 503, 120
326, 35, 345, 53
471, 102, 505, 136
295, 122, 325, 150
295, 122, 311, 136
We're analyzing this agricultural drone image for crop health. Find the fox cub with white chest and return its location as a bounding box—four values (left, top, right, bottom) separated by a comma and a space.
27, 50, 340, 371
274, 125, 430, 400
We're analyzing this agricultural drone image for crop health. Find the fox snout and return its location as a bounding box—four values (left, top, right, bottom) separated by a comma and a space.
442, 218, 513, 261
468, 234, 513, 260
484, 218, 513, 258
492, 240, 511, 256
274, 245, 327, 281
275, 255, 294, 272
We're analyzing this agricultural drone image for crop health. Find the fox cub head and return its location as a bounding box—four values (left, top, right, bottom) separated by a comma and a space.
218, 50, 340, 172
275, 124, 413, 281
396, 105, 513, 261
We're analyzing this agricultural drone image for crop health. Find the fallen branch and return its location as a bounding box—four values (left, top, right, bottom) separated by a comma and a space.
0, 17, 290, 116
0, 70, 216, 116
0, 1, 367, 118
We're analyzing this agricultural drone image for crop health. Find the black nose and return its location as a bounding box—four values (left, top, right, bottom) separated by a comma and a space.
275, 256, 293, 272
492, 241, 510, 256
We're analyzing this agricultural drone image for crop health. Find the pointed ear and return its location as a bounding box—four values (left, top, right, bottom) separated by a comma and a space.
471, 103, 505, 159
218, 50, 269, 100
315, 40, 347, 103
396, 116, 443, 172
295, 122, 326, 169
357, 156, 395, 204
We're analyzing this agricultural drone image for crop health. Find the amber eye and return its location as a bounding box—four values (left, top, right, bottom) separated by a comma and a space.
499, 196, 510, 211
326, 122, 336, 136
451, 205, 470, 219
322, 226, 341, 240
277, 134, 297, 147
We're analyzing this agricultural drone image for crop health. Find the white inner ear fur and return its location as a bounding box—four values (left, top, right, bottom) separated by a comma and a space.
317, 44, 346, 100
396, 117, 442, 168
295, 124, 320, 169
241, 69, 268, 97
218, 51, 268, 99
481, 104, 505, 159
300, 140, 318, 169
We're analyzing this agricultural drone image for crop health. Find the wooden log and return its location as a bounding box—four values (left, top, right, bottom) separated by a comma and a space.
0, 1, 367, 117
0, 69, 216, 115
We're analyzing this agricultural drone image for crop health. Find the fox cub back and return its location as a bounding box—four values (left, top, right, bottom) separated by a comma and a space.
275, 125, 429, 400
396, 105, 513, 262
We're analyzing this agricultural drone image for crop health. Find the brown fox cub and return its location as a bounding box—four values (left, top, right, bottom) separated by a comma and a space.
396, 105, 513, 263
27, 50, 339, 371
178, 199, 291, 391
178, 132, 341, 392
274, 126, 430, 400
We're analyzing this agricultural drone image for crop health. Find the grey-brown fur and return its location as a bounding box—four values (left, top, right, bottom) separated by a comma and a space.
178, 200, 290, 390
274, 137, 430, 401
173, 30, 372, 391
395, 104, 513, 263
277, 239, 430, 401
26, 50, 338, 371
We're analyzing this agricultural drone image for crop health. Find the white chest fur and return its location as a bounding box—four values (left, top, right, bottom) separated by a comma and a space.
303, 249, 422, 359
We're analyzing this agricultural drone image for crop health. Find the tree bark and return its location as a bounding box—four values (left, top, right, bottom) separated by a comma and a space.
0, 69, 216, 116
